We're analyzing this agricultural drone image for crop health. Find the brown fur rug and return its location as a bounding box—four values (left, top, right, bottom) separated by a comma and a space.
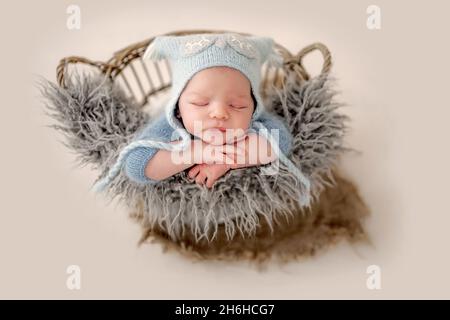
129, 170, 369, 265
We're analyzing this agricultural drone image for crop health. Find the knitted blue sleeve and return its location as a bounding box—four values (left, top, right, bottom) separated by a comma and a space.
124, 113, 176, 184
250, 111, 293, 156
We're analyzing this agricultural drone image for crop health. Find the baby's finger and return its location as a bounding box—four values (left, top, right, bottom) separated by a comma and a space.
221, 144, 244, 156
188, 165, 201, 179
205, 177, 215, 189
224, 155, 237, 165
212, 153, 230, 164
195, 171, 207, 185
232, 152, 247, 165
205, 147, 230, 164
234, 139, 247, 150
203, 156, 216, 164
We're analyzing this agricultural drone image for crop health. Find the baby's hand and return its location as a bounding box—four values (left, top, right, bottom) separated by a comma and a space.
188, 163, 231, 188
229, 133, 276, 169
189, 139, 241, 165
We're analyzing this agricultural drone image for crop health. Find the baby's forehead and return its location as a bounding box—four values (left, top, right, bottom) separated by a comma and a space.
179, 66, 254, 99
184, 90, 250, 98
208, 66, 242, 73
193, 66, 249, 82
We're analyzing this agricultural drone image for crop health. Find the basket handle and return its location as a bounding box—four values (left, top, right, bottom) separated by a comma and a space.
56, 56, 114, 89
284, 42, 332, 82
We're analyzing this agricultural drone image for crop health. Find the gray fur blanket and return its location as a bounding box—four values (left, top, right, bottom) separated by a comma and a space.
38, 71, 348, 242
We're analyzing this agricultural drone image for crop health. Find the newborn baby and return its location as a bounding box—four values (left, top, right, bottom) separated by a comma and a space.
125, 65, 292, 188
93, 33, 310, 194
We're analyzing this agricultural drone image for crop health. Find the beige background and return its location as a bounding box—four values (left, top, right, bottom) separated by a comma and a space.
0, 0, 449, 299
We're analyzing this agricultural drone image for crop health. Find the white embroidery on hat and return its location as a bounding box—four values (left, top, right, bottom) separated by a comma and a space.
183, 35, 214, 56
215, 37, 226, 48
181, 34, 258, 59
226, 34, 257, 59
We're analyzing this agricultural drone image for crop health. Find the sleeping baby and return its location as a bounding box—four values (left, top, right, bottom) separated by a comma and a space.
93, 33, 310, 194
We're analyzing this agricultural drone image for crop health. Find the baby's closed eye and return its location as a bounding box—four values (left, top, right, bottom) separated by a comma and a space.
229, 104, 248, 109
190, 100, 209, 106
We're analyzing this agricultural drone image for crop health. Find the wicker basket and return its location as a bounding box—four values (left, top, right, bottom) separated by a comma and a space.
55, 30, 368, 264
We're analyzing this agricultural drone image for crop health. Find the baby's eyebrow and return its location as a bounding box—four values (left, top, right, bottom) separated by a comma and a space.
231, 94, 252, 101
186, 92, 209, 98
233, 94, 250, 98
186, 92, 251, 100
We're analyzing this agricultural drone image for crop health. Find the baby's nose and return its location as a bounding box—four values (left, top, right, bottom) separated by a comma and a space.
209, 103, 229, 120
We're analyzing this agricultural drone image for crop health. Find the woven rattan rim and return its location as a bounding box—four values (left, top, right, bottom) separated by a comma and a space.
57, 29, 332, 98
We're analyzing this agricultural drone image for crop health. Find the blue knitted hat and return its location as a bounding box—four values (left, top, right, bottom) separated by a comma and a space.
142, 33, 283, 136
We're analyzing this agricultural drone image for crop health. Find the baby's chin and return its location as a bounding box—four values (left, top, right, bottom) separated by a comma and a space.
196, 127, 248, 145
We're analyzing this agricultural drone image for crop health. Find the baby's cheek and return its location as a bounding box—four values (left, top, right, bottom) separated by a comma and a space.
181, 115, 202, 137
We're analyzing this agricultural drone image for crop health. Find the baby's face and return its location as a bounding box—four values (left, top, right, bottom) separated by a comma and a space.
178, 66, 255, 144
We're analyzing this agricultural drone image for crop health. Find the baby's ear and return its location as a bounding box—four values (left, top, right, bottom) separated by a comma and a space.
249, 36, 283, 67
143, 36, 180, 61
